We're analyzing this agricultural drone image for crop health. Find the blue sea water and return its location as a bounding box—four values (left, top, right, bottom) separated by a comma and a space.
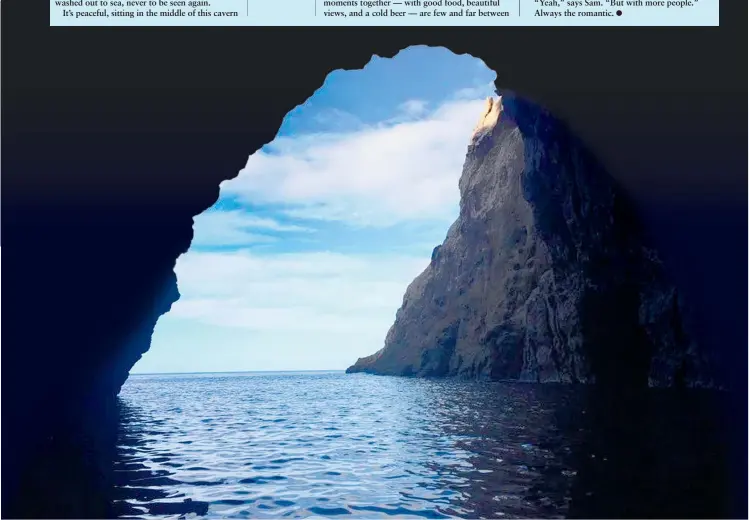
115, 371, 727, 519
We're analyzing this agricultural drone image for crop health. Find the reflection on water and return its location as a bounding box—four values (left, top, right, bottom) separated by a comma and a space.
114, 372, 729, 518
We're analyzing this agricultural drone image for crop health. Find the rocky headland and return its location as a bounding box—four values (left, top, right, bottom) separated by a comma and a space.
347, 94, 715, 388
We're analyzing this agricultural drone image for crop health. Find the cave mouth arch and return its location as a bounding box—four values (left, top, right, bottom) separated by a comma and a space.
3, 14, 745, 516
131, 45, 499, 377
113, 46, 524, 517
106, 44, 732, 520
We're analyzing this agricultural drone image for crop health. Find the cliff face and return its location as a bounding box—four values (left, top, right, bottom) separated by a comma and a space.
347, 94, 714, 388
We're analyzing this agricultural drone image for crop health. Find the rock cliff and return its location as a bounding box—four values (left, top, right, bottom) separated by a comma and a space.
347, 94, 714, 388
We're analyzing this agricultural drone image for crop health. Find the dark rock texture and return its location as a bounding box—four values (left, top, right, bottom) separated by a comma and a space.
347, 95, 715, 389
3, 2, 747, 517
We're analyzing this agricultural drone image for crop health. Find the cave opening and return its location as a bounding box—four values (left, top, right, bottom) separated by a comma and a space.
114, 46, 513, 518
4, 12, 745, 516
131, 45, 498, 376
105, 45, 734, 520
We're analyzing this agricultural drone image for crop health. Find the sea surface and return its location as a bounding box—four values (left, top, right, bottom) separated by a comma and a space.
115, 371, 729, 519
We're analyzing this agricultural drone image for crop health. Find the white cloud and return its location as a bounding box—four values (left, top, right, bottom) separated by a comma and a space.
146, 84, 497, 372
169, 249, 429, 334
220, 95, 492, 228
397, 99, 428, 118
191, 210, 313, 247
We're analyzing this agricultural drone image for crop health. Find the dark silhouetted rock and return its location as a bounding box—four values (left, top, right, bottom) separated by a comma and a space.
4, 7, 746, 515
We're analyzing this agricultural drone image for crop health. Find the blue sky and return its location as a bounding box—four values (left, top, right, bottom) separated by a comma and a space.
133, 46, 496, 373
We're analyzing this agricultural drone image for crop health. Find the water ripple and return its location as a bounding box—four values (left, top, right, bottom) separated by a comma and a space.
115, 371, 727, 519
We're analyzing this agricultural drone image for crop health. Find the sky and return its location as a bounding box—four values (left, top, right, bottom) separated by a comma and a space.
133, 46, 496, 374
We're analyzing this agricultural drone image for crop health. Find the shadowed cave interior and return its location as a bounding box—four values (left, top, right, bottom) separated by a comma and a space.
3, 13, 747, 518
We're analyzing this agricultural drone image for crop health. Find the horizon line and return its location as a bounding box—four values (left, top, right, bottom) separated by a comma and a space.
129, 369, 347, 376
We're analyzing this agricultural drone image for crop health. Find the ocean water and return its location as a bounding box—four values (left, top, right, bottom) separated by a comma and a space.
115, 371, 729, 519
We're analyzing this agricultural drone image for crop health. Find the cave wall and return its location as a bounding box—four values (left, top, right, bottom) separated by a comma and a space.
2, 1, 747, 517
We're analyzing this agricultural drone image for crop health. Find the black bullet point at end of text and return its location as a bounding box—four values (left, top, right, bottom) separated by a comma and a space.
616, 9, 622, 15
